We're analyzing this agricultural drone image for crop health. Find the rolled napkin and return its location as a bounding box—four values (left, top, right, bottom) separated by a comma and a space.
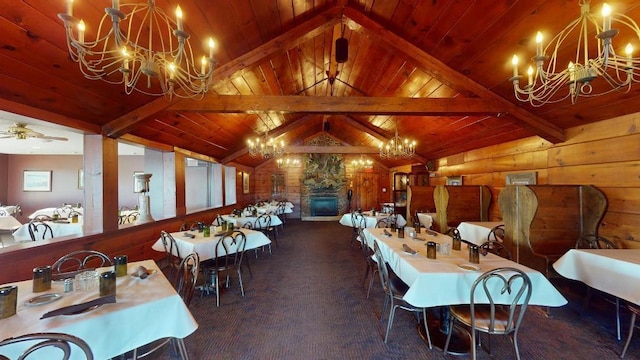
402, 244, 417, 254
183, 232, 195, 239
382, 229, 392, 237
425, 229, 439, 236
40, 294, 116, 319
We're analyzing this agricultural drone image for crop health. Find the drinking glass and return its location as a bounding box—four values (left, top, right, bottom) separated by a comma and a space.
76, 270, 99, 291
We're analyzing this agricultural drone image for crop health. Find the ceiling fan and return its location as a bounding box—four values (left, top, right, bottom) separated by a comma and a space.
0, 123, 68, 141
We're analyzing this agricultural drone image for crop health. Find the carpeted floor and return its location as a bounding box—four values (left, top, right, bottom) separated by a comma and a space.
151, 220, 639, 360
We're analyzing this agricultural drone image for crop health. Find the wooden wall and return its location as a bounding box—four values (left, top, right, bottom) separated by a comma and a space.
431, 111, 640, 248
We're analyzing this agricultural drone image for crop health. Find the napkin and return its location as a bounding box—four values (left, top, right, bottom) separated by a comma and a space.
425, 229, 439, 236
183, 232, 195, 239
382, 229, 392, 237
41, 294, 116, 319
402, 244, 417, 254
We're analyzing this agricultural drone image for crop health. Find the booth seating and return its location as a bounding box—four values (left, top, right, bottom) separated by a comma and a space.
498, 185, 607, 278
406, 185, 491, 233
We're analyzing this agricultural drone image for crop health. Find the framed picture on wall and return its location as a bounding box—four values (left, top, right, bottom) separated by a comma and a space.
446, 176, 463, 186
506, 172, 537, 185
23, 170, 52, 192
242, 172, 250, 194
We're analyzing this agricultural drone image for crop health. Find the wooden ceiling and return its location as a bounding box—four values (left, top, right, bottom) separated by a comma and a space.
2, 0, 640, 168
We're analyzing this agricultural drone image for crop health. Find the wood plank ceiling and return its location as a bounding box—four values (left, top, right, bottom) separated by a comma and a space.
1, 1, 640, 168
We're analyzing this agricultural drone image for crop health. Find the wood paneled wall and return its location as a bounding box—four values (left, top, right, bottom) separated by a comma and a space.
432, 111, 640, 248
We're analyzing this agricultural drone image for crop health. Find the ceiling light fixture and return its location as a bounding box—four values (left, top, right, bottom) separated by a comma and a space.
276, 156, 301, 169
351, 155, 373, 169
511, 1, 640, 106
58, 0, 216, 99
247, 127, 284, 159
379, 121, 416, 160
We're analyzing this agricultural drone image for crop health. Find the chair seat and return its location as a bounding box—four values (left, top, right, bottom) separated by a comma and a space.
388, 273, 409, 296
449, 305, 511, 333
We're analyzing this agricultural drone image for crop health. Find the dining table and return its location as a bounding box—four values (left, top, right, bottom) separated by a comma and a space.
338, 211, 407, 228
416, 212, 436, 229
456, 221, 504, 246
12, 219, 84, 242
0, 259, 198, 360
151, 228, 271, 261
363, 227, 567, 352
255, 201, 294, 215
0, 216, 21, 231
28, 206, 83, 220
221, 214, 283, 228
553, 249, 640, 306
0, 205, 19, 217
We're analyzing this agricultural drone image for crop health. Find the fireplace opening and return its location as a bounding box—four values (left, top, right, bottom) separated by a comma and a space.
310, 197, 338, 216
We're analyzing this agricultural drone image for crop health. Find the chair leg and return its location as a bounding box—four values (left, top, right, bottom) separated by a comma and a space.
616, 298, 621, 341
422, 308, 432, 349
621, 312, 637, 358
176, 338, 189, 360
384, 304, 397, 343
237, 269, 245, 297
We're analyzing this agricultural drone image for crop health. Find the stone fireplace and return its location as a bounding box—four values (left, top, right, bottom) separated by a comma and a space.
299, 134, 347, 220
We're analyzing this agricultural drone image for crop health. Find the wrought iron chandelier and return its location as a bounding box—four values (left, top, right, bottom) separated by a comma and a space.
351, 155, 373, 169
58, 0, 216, 99
247, 133, 284, 159
276, 156, 301, 168
511, 1, 640, 106
379, 121, 416, 159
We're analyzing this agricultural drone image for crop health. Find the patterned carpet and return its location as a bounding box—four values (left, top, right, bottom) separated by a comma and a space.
151, 220, 638, 360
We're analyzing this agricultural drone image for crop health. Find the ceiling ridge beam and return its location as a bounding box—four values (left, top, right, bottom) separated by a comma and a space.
103, 6, 343, 139
169, 95, 502, 115
342, 7, 565, 143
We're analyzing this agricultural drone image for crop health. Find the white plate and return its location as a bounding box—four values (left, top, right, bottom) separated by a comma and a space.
130, 269, 158, 279
458, 263, 480, 272
24, 293, 63, 307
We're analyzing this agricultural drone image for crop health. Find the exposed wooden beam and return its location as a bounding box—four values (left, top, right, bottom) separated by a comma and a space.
343, 7, 565, 144
119, 134, 174, 152
169, 95, 503, 115
103, 7, 342, 138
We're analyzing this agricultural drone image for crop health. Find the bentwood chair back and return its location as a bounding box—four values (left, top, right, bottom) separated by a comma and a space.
159, 230, 182, 283
204, 231, 247, 307
254, 214, 277, 249
27, 221, 53, 241
350, 212, 366, 247
575, 234, 621, 340
479, 240, 512, 260
52, 250, 112, 276
360, 227, 377, 299
487, 224, 505, 243
373, 240, 432, 348
130, 253, 200, 360
0, 332, 94, 359
444, 267, 532, 360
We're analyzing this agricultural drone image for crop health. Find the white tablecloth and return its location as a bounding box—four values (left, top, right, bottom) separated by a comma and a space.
28, 206, 83, 219
222, 214, 283, 228
553, 249, 640, 306
0, 206, 19, 216
152, 228, 271, 262
416, 213, 435, 229
13, 220, 83, 241
363, 228, 567, 308
0, 216, 21, 231
0, 260, 198, 360
456, 221, 504, 246
338, 212, 407, 228
255, 203, 293, 214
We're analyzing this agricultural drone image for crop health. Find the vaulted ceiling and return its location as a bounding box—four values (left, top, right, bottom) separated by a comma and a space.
2, 0, 640, 168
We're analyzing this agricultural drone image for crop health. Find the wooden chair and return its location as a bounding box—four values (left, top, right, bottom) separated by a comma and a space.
0, 332, 94, 359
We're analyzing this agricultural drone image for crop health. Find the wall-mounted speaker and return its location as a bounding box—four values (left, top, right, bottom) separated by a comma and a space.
324, 121, 330, 132
335, 37, 348, 63
426, 160, 437, 171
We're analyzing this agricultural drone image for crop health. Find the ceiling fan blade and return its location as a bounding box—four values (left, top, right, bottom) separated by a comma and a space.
38, 135, 69, 142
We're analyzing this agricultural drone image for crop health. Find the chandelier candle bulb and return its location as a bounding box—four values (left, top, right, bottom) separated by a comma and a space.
112, 0, 119, 10
527, 66, 534, 86
535, 31, 543, 57
602, 3, 611, 32
209, 38, 215, 59
66, 0, 73, 16
512, 55, 519, 78
201, 56, 207, 74
176, 6, 183, 31
77, 20, 85, 44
